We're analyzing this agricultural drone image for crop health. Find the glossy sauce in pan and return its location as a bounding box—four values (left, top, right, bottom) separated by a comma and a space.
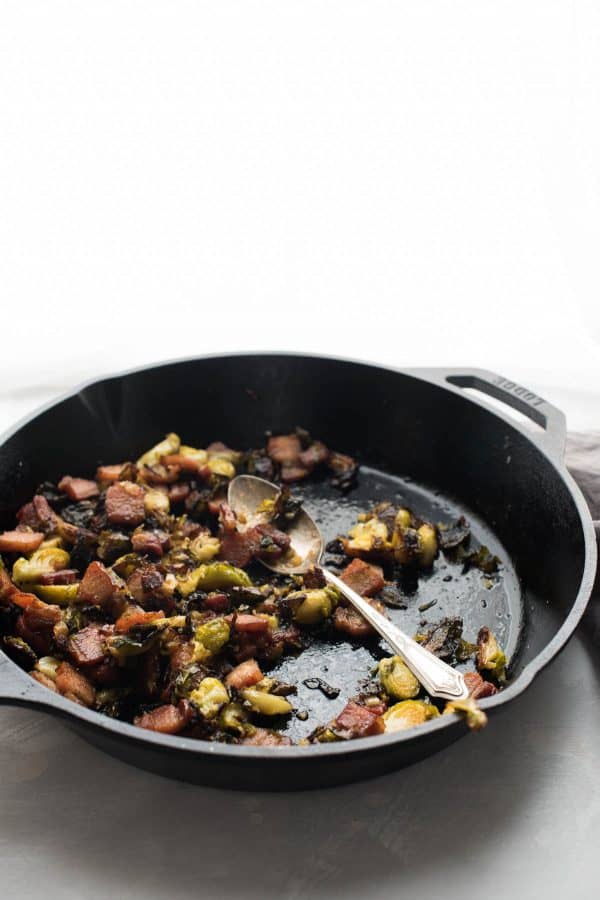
271, 465, 523, 742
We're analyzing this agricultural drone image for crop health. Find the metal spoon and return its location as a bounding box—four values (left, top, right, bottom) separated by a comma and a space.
228, 475, 469, 701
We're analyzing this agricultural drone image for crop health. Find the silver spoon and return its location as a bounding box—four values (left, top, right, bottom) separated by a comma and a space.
228, 475, 469, 702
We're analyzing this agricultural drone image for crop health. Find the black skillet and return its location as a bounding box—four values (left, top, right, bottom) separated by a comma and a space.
0, 355, 595, 790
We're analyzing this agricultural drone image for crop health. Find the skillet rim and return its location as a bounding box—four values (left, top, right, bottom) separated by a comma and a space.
0, 351, 596, 761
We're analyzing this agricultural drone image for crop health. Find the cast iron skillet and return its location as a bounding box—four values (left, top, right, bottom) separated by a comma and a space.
0, 355, 595, 790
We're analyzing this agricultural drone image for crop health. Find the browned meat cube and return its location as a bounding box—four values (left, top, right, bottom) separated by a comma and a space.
340, 558, 384, 597
105, 481, 145, 527
0, 530, 44, 554
58, 476, 99, 501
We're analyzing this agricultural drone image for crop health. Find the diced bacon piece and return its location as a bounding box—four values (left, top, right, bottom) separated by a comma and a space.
87, 658, 120, 687
16, 501, 40, 529
168, 482, 191, 503
0, 566, 16, 603
254, 524, 291, 554
33, 495, 59, 531
138, 464, 181, 485
162, 454, 211, 477
0, 530, 44, 553
334, 701, 384, 739
11, 590, 39, 610
232, 614, 270, 634
96, 464, 132, 483
105, 481, 145, 527
39, 568, 79, 585
134, 702, 191, 735
267, 434, 302, 465
114, 608, 164, 634
205, 592, 229, 612
30, 671, 59, 692
241, 728, 293, 747
23, 599, 62, 629
225, 658, 263, 690
333, 605, 372, 639
280, 464, 310, 483
332, 600, 387, 640
58, 476, 99, 501
126, 564, 164, 605
219, 529, 260, 567
67, 626, 107, 667
464, 671, 499, 699
340, 559, 385, 597
303, 566, 326, 589
299, 441, 329, 469
131, 530, 170, 558
55, 662, 96, 707
15, 615, 51, 656
207, 494, 227, 516
78, 561, 115, 607
169, 637, 195, 672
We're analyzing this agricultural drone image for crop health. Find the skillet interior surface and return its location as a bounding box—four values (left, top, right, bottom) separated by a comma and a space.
0, 354, 594, 789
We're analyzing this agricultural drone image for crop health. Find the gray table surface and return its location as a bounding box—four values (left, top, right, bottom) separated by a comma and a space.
1, 400, 598, 900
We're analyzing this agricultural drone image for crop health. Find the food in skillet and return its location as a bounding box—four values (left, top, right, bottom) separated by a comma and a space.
0, 430, 506, 746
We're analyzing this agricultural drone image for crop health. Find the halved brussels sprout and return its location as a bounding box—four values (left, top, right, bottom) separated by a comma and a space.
395, 508, 412, 531
218, 701, 249, 734
189, 677, 229, 719
378, 656, 420, 700
30, 583, 80, 604
194, 617, 230, 655
177, 562, 252, 597
383, 700, 440, 733
289, 587, 338, 625
12, 547, 70, 583
36, 656, 61, 681
240, 687, 293, 716
179, 445, 208, 464
344, 518, 388, 555
206, 458, 236, 479
417, 523, 438, 567
189, 533, 221, 563
144, 489, 170, 517
476, 626, 507, 681
137, 433, 181, 467
444, 695, 487, 731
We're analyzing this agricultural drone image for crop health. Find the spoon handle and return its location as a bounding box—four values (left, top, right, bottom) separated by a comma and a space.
323, 569, 469, 701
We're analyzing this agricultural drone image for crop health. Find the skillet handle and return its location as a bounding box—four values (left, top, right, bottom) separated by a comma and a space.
439, 368, 566, 463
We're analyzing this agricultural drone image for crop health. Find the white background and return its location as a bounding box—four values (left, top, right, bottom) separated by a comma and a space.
1, 0, 599, 431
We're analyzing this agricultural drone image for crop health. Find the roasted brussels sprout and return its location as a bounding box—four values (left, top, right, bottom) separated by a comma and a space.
177, 562, 252, 597
417, 523, 438, 567
383, 700, 440, 733
476, 626, 507, 681
137, 433, 181, 468
240, 687, 293, 716
444, 695, 487, 731
12, 547, 70, 583
343, 518, 388, 556
378, 656, 420, 700
35, 656, 61, 681
194, 617, 230, 656
144, 489, 170, 517
189, 677, 229, 719
189, 533, 221, 563
2, 635, 37, 669
218, 701, 249, 733
30, 583, 80, 604
289, 587, 338, 625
